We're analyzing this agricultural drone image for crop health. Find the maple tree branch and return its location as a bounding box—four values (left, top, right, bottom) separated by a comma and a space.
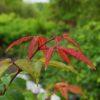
0, 36, 56, 95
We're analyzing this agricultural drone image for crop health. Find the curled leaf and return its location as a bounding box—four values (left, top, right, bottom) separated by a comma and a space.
28, 37, 39, 60
39, 58, 77, 73
6, 36, 33, 52
63, 48, 96, 70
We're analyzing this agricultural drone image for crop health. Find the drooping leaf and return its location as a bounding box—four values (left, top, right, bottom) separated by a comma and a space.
33, 61, 43, 84
6, 36, 33, 52
39, 58, 77, 73
28, 36, 39, 59
45, 47, 55, 69
15, 59, 35, 80
54, 82, 82, 100
63, 48, 96, 70
15, 59, 42, 84
57, 47, 70, 64
0, 59, 12, 78
63, 34, 81, 51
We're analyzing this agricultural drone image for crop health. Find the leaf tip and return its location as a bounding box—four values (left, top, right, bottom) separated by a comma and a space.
5, 48, 10, 52
91, 66, 96, 70
44, 66, 48, 71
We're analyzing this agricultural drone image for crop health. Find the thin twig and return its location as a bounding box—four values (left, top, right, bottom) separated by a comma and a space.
9, 60, 22, 85
39, 36, 56, 48
9, 67, 21, 85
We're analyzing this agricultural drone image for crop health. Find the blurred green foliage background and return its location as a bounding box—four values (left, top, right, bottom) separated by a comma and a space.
0, 0, 100, 100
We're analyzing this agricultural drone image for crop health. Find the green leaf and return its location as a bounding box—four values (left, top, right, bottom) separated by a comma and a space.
39, 58, 77, 73
1, 74, 11, 85
0, 74, 11, 94
0, 89, 25, 100
32, 61, 43, 84
23, 91, 36, 100
37, 93, 46, 100
13, 78, 26, 89
15, 58, 77, 84
97, 78, 100, 83
0, 59, 12, 78
15, 59, 43, 83
15, 59, 35, 79
0, 83, 4, 91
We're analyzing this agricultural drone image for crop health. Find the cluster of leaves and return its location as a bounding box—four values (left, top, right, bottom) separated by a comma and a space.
54, 82, 83, 99
0, 0, 99, 99
0, 33, 95, 99
6, 33, 95, 70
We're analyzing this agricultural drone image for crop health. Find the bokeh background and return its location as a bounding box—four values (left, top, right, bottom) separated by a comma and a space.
0, 0, 100, 100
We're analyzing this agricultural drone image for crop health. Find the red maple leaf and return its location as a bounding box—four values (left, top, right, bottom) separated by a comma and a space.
55, 36, 62, 44
6, 36, 33, 52
57, 47, 70, 64
63, 33, 81, 51
6, 34, 96, 70
62, 48, 96, 70
38, 36, 48, 55
54, 82, 82, 100
45, 47, 55, 69
28, 36, 39, 59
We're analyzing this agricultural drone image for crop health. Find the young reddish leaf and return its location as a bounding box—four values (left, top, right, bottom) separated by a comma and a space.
45, 47, 55, 69
38, 36, 47, 49
54, 82, 69, 100
57, 47, 70, 64
6, 36, 33, 52
54, 82, 82, 100
68, 85, 83, 95
55, 36, 62, 44
63, 33, 81, 51
28, 36, 39, 60
63, 48, 96, 70
38, 36, 48, 55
